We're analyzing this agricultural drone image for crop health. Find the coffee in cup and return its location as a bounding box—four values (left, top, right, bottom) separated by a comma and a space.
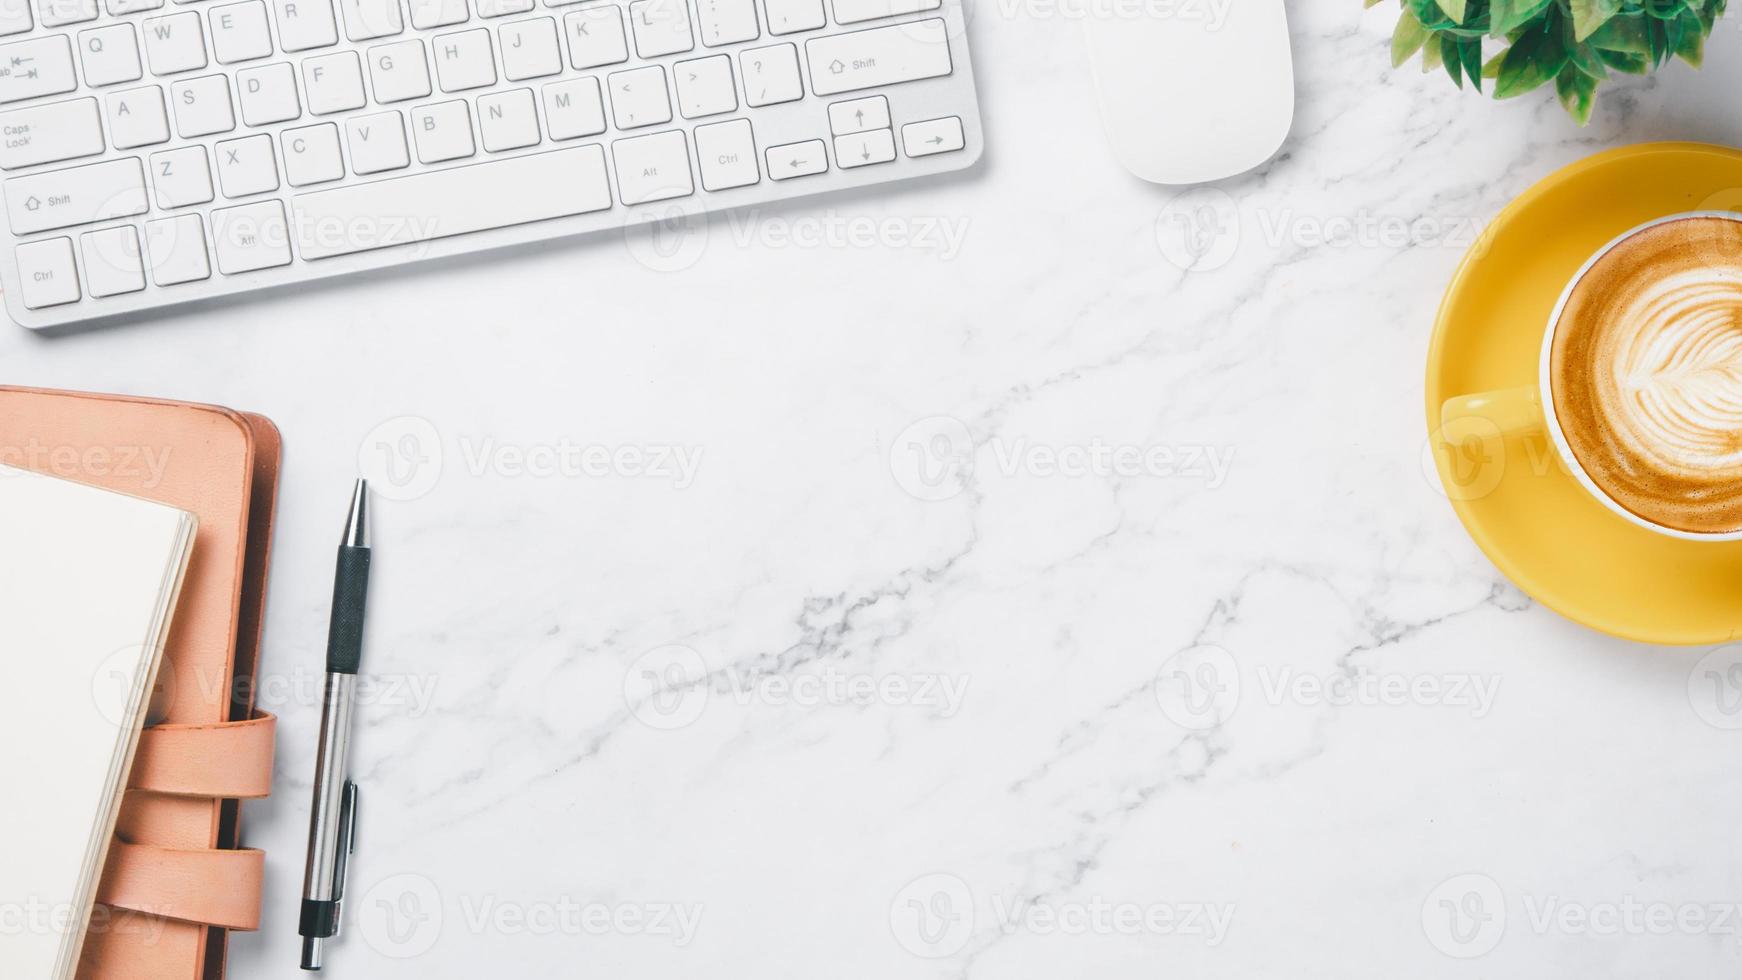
1441, 212, 1742, 540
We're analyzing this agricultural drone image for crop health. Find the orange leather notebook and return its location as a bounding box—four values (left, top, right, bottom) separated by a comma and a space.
0, 387, 280, 980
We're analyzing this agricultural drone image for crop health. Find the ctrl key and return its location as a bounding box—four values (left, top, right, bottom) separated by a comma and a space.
15, 238, 80, 309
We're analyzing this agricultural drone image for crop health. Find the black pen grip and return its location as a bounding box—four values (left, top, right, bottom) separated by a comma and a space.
326, 546, 371, 674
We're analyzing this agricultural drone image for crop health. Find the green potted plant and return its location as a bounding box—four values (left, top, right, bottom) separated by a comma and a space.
1376, 0, 1730, 123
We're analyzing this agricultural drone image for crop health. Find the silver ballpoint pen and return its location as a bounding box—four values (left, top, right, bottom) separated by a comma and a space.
299, 480, 371, 970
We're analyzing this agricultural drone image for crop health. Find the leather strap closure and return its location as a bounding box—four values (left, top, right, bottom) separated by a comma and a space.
96, 841, 265, 931
128, 712, 275, 799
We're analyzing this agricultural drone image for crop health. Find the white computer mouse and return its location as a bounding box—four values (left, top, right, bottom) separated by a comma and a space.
1084, 0, 1295, 185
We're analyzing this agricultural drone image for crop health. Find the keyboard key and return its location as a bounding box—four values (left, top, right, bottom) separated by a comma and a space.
541, 76, 601, 140
834, 128, 891, 167
761, 0, 820, 34
271, 0, 338, 50
499, 16, 559, 80
0, 36, 77, 103
764, 137, 823, 179
0, 0, 31, 35
674, 53, 734, 119
628, 0, 689, 57
806, 19, 951, 96
409, 98, 472, 162
475, 0, 529, 17
407, 0, 466, 28
108, 0, 162, 13
607, 64, 667, 129
303, 50, 366, 113
739, 42, 800, 107
563, 7, 625, 69
15, 236, 79, 308
80, 224, 145, 296
344, 109, 407, 172
170, 74, 235, 136
215, 132, 278, 195
477, 87, 537, 151
338, 0, 400, 40
142, 12, 208, 74
0, 97, 103, 170
149, 144, 213, 205
292, 145, 611, 258
696, 0, 755, 46
107, 86, 170, 148
38, 0, 96, 27
210, 199, 290, 271
210, 0, 273, 62
830, 0, 935, 24
828, 94, 886, 134
237, 61, 300, 123
900, 114, 960, 156
693, 117, 755, 191
432, 28, 494, 91
79, 24, 144, 86
282, 120, 344, 183
5, 158, 147, 234
144, 212, 210, 283
367, 39, 429, 102
610, 129, 689, 204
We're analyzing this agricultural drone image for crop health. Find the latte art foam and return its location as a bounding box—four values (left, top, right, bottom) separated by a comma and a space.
1551, 217, 1742, 534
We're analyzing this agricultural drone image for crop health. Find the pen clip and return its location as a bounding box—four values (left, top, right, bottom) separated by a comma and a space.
332, 781, 359, 936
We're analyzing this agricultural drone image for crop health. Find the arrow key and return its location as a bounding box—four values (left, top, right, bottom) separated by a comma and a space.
833, 128, 892, 169
765, 138, 826, 180
900, 115, 963, 158
828, 94, 888, 136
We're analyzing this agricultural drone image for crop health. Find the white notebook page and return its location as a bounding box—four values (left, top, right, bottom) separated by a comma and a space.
0, 463, 196, 980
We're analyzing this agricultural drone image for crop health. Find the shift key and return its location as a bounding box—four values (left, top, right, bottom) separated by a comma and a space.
6, 158, 148, 235
806, 19, 952, 96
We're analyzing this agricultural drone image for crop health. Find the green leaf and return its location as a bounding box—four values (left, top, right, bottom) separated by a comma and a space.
1567, 39, 1611, 77
1675, 7, 1707, 62
1422, 34, 1447, 71
1435, 0, 1468, 22
1493, 0, 1554, 35
1495, 22, 1571, 96
1443, 32, 1465, 86
1597, 47, 1651, 71
1482, 49, 1506, 76
1649, 17, 1669, 65
1589, 14, 1652, 51
1393, 8, 1431, 65
1555, 64, 1598, 123
1459, 34, 1484, 89
1569, 0, 1621, 39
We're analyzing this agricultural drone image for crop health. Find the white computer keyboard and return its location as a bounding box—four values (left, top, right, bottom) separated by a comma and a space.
0, 0, 980, 328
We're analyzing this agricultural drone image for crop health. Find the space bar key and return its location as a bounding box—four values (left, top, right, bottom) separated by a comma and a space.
292, 147, 614, 260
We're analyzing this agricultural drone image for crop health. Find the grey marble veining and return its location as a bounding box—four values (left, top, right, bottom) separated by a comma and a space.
7, 2, 1742, 976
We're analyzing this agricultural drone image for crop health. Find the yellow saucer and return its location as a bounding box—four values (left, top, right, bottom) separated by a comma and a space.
1426, 142, 1742, 646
